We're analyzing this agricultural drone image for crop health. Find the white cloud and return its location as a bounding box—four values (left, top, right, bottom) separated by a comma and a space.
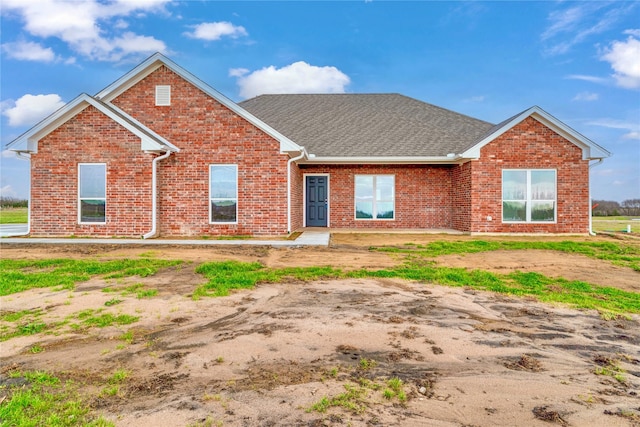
1, 40, 55, 62
625, 29, 640, 37
0, 185, 17, 198
185, 21, 248, 41
1, 0, 170, 62
229, 68, 249, 78
566, 74, 608, 84
2, 150, 17, 159
541, 3, 635, 55
572, 91, 599, 101
234, 62, 350, 99
600, 34, 640, 89
587, 118, 640, 140
463, 95, 485, 103
2, 94, 65, 127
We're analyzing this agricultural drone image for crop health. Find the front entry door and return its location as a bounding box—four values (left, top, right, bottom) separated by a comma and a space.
306, 176, 328, 227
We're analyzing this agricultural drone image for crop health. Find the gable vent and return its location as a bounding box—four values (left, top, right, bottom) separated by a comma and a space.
155, 85, 171, 106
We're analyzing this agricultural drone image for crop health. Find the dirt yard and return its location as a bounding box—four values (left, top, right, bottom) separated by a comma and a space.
1, 234, 639, 426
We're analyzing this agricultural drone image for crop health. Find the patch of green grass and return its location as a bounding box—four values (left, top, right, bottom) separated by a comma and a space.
104, 298, 123, 307
119, 330, 134, 344
194, 261, 341, 297
372, 240, 640, 271
358, 357, 377, 371
0, 308, 42, 322
29, 344, 44, 354
135, 289, 158, 299
1, 319, 51, 342
0, 207, 28, 224
592, 217, 640, 234
81, 313, 139, 328
194, 255, 640, 317
0, 259, 182, 296
309, 383, 369, 414
1, 370, 114, 426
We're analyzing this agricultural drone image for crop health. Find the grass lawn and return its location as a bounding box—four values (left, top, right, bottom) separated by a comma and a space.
0, 207, 28, 224
592, 216, 640, 233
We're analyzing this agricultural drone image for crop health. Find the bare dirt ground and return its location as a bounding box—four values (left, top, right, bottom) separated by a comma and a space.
1, 234, 639, 426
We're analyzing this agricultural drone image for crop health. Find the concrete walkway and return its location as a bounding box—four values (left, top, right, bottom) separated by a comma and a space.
0, 230, 330, 247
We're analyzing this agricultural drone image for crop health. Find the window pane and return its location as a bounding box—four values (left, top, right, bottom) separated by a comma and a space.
80, 200, 105, 222
355, 201, 373, 219
211, 200, 237, 222
531, 170, 556, 200
355, 176, 373, 201
376, 202, 394, 219
532, 201, 555, 221
376, 176, 394, 201
503, 201, 526, 221
210, 165, 237, 198
80, 164, 105, 198
502, 171, 526, 200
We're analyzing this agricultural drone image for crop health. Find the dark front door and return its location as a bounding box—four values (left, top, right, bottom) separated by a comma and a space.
306, 176, 328, 227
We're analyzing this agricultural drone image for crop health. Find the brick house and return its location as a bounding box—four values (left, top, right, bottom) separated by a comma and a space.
7, 53, 610, 237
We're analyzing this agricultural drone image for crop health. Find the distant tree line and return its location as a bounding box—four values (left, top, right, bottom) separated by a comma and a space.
0, 197, 28, 208
592, 199, 640, 216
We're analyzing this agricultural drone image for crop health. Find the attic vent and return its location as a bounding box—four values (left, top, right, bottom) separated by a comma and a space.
155, 85, 171, 106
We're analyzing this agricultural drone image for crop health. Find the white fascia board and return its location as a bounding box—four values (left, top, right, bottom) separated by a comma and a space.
461, 106, 611, 160
95, 53, 302, 154
298, 156, 465, 165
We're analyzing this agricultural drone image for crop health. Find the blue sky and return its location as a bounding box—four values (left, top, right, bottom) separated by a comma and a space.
1, 0, 639, 202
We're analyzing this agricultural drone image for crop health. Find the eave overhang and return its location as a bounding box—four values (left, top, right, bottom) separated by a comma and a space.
297, 155, 465, 165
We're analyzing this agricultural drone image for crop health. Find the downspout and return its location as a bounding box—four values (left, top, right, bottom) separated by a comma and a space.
287, 148, 306, 233
588, 159, 604, 236
13, 152, 31, 236
143, 150, 172, 239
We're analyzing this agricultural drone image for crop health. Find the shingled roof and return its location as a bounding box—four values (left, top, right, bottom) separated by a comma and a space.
239, 94, 495, 157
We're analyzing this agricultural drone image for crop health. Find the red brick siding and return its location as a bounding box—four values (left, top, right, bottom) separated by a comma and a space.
112, 66, 289, 236
468, 117, 589, 233
451, 161, 472, 231
289, 163, 304, 231
300, 164, 453, 229
29, 106, 154, 237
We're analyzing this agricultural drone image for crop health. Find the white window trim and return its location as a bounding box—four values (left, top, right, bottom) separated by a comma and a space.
155, 85, 171, 106
303, 173, 330, 227
502, 169, 557, 223
78, 163, 107, 225
209, 164, 238, 225
354, 174, 396, 221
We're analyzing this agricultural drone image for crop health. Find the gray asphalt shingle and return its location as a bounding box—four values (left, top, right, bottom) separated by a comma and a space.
239, 94, 495, 157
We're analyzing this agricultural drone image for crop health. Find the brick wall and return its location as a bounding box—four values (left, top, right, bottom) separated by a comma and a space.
467, 117, 590, 233
451, 161, 472, 231
112, 66, 290, 236
30, 106, 154, 236
290, 163, 304, 231
300, 164, 453, 229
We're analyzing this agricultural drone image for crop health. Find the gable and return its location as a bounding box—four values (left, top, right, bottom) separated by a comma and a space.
6, 93, 178, 154
96, 53, 302, 154
461, 106, 610, 161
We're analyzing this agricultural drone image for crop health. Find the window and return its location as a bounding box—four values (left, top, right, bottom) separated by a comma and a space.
502, 169, 556, 222
78, 163, 106, 223
155, 85, 171, 106
210, 165, 238, 223
355, 175, 395, 219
